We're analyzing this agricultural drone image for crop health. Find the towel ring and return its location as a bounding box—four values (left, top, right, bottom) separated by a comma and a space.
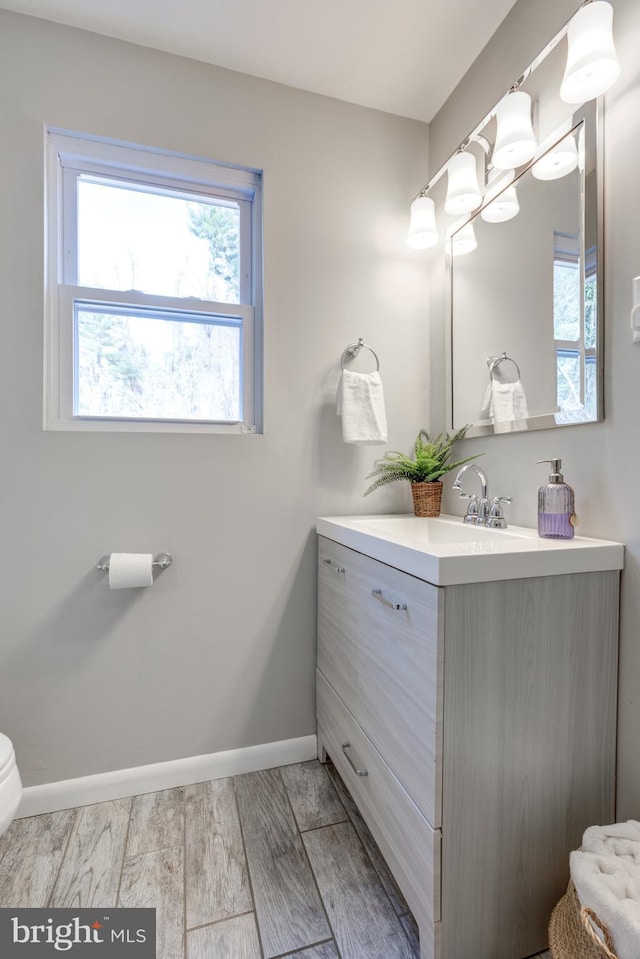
487, 352, 521, 382
341, 338, 380, 371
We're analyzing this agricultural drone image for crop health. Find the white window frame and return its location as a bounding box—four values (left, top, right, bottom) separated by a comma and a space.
44, 129, 263, 433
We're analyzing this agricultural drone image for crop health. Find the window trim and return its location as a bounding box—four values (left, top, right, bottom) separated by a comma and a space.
552, 231, 589, 413
44, 129, 263, 433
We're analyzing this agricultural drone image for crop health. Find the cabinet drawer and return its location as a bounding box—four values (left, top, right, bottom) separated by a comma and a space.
317, 668, 441, 929
318, 537, 444, 827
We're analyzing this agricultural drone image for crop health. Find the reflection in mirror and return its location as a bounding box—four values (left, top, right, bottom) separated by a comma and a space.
450, 101, 602, 438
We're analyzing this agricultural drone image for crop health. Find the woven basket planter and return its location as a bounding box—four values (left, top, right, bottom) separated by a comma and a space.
411, 481, 443, 517
549, 881, 618, 959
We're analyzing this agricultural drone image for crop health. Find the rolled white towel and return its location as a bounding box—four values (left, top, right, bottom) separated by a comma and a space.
581, 821, 640, 868
570, 823, 640, 959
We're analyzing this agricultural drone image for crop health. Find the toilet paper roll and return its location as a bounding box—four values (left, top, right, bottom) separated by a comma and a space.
108, 553, 154, 590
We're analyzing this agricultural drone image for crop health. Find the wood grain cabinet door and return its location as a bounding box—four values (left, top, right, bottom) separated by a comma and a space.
316, 669, 441, 937
318, 537, 444, 828
354, 551, 444, 829
317, 537, 362, 716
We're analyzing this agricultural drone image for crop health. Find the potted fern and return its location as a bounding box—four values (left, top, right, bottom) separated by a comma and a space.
364, 427, 480, 517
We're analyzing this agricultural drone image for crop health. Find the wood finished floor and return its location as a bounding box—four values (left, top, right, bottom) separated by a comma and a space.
0, 759, 552, 959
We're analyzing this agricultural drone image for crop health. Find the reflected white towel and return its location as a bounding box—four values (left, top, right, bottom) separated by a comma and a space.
481, 380, 530, 424
337, 369, 388, 445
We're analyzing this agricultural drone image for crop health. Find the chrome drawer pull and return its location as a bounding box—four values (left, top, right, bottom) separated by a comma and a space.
341, 741, 368, 777
322, 558, 345, 575
371, 588, 407, 611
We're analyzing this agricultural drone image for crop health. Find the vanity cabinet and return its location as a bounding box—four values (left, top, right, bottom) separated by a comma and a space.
316, 533, 620, 959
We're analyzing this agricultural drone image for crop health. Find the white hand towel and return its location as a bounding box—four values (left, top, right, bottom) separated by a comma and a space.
337, 369, 388, 445
481, 380, 530, 426
480, 384, 493, 419
570, 845, 640, 959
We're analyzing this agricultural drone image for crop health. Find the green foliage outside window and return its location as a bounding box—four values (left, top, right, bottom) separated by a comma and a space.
76, 195, 243, 420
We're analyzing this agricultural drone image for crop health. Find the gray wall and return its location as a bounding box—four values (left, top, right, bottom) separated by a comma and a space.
431, 0, 640, 818
0, 10, 429, 786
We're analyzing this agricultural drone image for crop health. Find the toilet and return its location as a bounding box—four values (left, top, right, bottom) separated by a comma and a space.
0, 733, 22, 837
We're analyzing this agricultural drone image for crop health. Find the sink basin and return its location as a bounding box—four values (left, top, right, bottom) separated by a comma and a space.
316, 514, 624, 585
346, 514, 520, 544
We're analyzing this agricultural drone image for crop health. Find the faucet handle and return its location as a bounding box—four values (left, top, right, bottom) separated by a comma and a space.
462, 494, 479, 524
487, 496, 511, 529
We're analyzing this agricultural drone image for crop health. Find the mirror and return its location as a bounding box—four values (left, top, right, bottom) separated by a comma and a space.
434, 3, 607, 441
450, 99, 602, 437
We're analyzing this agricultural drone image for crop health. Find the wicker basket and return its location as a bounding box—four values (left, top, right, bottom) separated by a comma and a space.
549, 881, 618, 959
411, 481, 443, 517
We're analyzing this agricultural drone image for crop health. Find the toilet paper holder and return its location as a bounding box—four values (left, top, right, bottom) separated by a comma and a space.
96, 553, 172, 573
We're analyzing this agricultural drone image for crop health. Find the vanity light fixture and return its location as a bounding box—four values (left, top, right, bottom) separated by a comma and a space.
444, 151, 483, 215
531, 132, 579, 180
492, 90, 537, 170
407, 194, 439, 249
449, 221, 477, 257
480, 170, 519, 223
406, 0, 618, 251
560, 0, 620, 104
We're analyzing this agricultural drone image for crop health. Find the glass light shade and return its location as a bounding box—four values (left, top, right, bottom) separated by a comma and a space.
532, 134, 579, 180
407, 195, 438, 249
450, 222, 477, 256
492, 91, 537, 170
444, 152, 482, 215
481, 171, 519, 222
560, 1, 620, 104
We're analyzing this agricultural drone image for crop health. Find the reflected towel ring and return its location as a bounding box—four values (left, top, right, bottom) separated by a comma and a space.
488, 352, 521, 382
341, 337, 380, 371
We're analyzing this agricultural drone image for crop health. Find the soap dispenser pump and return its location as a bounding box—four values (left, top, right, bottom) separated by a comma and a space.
537, 458, 576, 539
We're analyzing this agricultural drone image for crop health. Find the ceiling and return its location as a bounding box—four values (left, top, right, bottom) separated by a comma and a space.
0, 0, 520, 122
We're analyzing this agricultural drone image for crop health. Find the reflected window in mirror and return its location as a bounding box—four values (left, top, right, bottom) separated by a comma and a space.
553, 231, 597, 424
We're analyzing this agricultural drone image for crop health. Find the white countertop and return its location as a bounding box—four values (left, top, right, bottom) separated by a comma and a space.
316, 514, 624, 586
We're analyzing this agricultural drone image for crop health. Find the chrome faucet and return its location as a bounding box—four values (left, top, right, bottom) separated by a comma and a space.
452, 464, 490, 525
452, 464, 511, 527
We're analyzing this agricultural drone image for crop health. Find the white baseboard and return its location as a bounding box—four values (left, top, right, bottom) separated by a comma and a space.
17, 734, 318, 819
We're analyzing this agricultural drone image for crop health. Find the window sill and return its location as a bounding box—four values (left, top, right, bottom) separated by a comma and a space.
44, 417, 260, 435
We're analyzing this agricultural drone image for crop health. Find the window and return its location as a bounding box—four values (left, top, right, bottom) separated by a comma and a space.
45, 131, 262, 432
552, 231, 597, 424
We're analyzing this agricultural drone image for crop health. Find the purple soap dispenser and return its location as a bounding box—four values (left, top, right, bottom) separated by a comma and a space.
537, 458, 576, 539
